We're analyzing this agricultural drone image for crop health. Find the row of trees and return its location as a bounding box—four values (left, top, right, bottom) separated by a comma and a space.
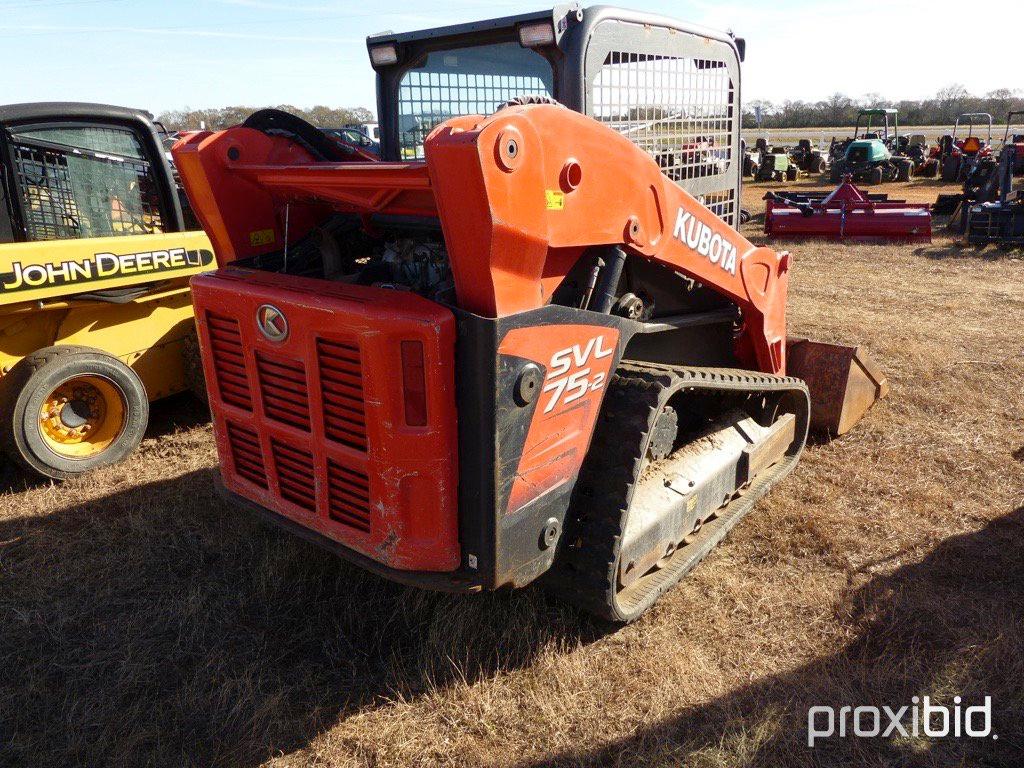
155, 85, 1023, 133
744, 86, 1023, 129
156, 105, 375, 132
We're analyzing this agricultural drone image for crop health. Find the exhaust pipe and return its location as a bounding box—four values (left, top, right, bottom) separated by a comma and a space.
786, 337, 889, 436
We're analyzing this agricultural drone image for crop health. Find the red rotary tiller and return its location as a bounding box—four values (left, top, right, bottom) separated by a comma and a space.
763, 178, 932, 242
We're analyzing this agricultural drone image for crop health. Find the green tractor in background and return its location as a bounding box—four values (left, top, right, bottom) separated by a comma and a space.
749, 138, 798, 182
829, 108, 913, 185
756, 152, 799, 182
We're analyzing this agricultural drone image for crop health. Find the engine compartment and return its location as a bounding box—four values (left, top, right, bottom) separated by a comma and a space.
234, 215, 456, 304
232, 213, 736, 330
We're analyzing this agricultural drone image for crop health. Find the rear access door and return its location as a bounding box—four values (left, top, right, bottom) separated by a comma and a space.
191, 269, 462, 576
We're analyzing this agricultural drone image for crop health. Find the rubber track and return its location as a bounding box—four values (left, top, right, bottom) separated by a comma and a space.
547, 362, 810, 623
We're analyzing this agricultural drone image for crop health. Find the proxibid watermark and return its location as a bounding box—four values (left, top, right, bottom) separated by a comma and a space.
807, 696, 996, 747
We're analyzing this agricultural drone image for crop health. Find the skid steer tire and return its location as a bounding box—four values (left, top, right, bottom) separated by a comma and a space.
0, 346, 149, 480
181, 328, 209, 408
941, 156, 959, 183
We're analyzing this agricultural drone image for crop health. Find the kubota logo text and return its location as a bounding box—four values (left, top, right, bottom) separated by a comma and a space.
542, 335, 614, 413
673, 208, 738, 275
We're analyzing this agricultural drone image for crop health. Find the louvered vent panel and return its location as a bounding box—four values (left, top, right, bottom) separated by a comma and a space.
227, 423, 266, 488
256, 352, 311, 431
316, 338, 368, 451
270, 440, 316, 512
327, 460, 371, 533
206, 313, 252, 411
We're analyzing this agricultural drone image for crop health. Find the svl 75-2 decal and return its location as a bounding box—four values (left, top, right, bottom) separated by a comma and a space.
543, 335, 614, 413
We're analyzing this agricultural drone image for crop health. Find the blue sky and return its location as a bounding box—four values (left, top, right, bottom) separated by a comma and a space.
0, 0, 1015, 116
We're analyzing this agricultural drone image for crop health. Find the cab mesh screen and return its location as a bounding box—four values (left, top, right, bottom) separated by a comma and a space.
397, 41, 553, 159
9, 126, 163, 241
592, 52, 736, 223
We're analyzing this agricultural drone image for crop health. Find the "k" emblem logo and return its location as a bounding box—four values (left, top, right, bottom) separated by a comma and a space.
256, 304, 288, 342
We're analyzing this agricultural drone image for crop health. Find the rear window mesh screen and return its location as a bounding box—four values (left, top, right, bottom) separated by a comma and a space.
701, 190, 736, 223
592, 52, 735, 200
9, 126, 163, 241
11, 125, 147, 159
397, 41, 553, 159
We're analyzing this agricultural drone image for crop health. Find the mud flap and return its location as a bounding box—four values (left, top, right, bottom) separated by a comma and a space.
786, 337, 889, 436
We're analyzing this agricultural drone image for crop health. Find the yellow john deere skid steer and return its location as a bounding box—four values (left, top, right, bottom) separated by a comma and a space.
0, 103, 214, 479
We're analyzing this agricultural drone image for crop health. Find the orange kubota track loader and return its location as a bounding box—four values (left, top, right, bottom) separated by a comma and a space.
174, 8, 885, 622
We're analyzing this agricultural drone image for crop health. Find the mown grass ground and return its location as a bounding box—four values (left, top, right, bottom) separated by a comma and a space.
1, 176, 1022, 767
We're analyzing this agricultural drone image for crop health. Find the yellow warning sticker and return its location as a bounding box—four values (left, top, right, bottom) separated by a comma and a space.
249, 228, 276, 247
687, 496, 698, 513
545, 190, 565, 210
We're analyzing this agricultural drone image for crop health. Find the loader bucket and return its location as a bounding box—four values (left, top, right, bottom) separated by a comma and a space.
786, 338, 889, 436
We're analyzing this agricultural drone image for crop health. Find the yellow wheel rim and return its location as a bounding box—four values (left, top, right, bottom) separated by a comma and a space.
38, 375, 127, 459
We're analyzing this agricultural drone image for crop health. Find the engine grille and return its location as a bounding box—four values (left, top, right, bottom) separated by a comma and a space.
207, 323, 370, 530
327, 460, 371, 532
191, 270, 461, 571
256, 352, 311, 431
271, 439, 316, 512
317, 338, 368, 452
207, 313, 253, 411
227, 423, 267, 488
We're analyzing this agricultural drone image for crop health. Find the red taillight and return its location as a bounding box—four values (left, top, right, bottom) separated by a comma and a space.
401, 341, 427, 426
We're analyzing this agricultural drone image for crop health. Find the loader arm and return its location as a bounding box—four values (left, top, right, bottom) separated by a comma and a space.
175, 105, 790, 375
424, 106, 789, 374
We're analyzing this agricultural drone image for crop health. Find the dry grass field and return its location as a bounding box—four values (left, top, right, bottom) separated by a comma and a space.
1, 177, 1022, 767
